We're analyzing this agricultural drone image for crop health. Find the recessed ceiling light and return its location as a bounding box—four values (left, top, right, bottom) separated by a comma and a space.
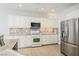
48, 13, 57, 19
48, 13, 54, 16
18, 4, 22, 7
41, 8, 45, 10
51, 9, 55, 12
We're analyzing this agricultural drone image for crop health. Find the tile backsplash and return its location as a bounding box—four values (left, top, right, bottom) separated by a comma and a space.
9, 28, 31, 35
9, 27, 58, 35
40, 27, 58, 35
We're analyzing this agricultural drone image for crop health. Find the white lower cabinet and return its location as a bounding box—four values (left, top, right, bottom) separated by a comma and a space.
41, 35, 58, 45
18, 36, 32, 48
18, 36, 25, 48
5, 35, 58, 48
25, 36, 32, 47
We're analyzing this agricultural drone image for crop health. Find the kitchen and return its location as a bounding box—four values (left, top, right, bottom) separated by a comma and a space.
0, 3, 79, 56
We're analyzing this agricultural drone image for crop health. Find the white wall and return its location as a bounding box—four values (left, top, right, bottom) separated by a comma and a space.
66, 9, 79, 19
0, 13, 9, 35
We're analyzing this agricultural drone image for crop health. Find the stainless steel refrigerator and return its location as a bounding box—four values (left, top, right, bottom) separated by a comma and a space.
60, 18, 79, 56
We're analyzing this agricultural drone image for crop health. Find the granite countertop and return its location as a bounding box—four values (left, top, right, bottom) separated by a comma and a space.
0, 38, 23, 56
0, 39, 18, 51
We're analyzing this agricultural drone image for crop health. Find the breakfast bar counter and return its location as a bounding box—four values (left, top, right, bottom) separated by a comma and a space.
0, 39, 18, 51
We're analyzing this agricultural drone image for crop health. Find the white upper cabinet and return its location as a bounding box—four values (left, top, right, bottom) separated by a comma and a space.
8, 15, 17, 28
14, 16, 26, 28
41, 18, 52, 28
18, 16, 25, 28
41, 18, 58, 28
8, 15, 42, 28
31, 17, 41, 23
8, 15, 58, 28
25, 17, 31, 28
15, 16, 20, 27
8, 15, 30, 28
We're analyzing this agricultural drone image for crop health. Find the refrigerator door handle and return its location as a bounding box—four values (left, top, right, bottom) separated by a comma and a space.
67, 23, 69, 39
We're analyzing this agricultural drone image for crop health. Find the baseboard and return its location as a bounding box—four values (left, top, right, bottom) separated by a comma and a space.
42, 43, 58, 46
18, 43, 59, 49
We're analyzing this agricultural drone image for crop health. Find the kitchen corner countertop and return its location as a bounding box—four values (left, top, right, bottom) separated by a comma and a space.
0, 39, 23, 56
0, 39, 18, 51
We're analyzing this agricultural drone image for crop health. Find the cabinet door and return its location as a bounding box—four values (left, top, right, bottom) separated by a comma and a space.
15, 16, 26, 28
15, 16, 20, 27
41, 35, 58, 45
8, 16, 17, 28
41, 19, 52, 27
25, 17, 30, 28
19, 16, 26, 27
24, 36, 32, 47
41, 19, 58, 28
8, 16, 26, 28
18, 36, 32, 48
41, 19, 47, 27
18, 36, 25, 48
49, 35, 58, 43
41, 35, 48, 44
31, 17, 41, 23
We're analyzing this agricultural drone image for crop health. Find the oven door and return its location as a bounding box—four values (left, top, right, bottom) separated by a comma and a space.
31, 35, 41, 47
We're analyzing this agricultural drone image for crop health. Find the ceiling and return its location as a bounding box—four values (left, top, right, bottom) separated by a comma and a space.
0, 3, 78, 17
